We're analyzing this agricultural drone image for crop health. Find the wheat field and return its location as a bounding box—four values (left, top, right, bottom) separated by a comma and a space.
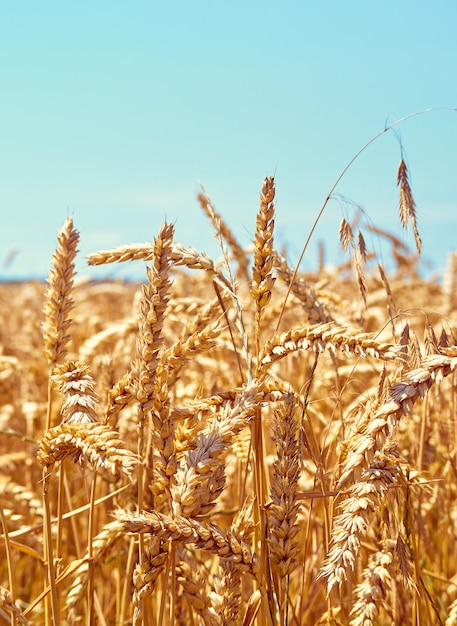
1, 167, 457, 625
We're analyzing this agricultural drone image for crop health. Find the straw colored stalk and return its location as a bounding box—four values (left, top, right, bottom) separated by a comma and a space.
42, 216, 80, 368
321, 453, 400, 594
37, 422, 137, 479
51, 360, 98, 424
65, 520, 125, 624
258, 322, 400, 373
250, 176, 276, 337
337, 349, 457, 488
197, 184, 250, 282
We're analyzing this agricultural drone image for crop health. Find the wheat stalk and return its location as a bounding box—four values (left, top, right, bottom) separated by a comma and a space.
66, 520, 125, 623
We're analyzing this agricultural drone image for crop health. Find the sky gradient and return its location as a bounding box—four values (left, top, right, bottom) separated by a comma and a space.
1, 1, 456, 280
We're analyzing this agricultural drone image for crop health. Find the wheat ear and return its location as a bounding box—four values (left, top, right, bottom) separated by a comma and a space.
259, 322, 400, 373
38, 422, 137, 479
171, 389, 261, 518
51, 360, 99, 424
41, 218, 80, 626
197, 184, 250, 282
210, 501, 255, 625
163, 318, 225, 388
119, 509, 258, 572
132, 222, 175, 513
267, 393, 301, 584
397, 158, 422, 254
349, 541, 396, 626
251, 176, 276, 334
273, 251, 331, 323
65, 520, 125, 624
320, 452, 401, 594
338, 349, 457, 488
0, 586, 30, 625
42, 216, 80, 370
104, 370, 134, 425
175, 549, 220, 626
87, 241, 232, 291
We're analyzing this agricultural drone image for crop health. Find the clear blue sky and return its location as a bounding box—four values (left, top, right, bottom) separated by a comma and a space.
1, 1, 456, 280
